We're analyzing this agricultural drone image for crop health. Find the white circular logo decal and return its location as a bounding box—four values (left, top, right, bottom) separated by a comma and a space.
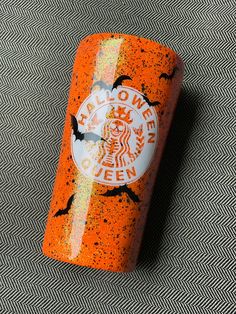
71, 86, 158, 186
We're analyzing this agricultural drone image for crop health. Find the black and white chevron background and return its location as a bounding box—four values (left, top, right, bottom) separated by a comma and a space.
1, 0, 236, 313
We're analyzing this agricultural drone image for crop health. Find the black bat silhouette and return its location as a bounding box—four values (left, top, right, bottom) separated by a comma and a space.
112, 75, 132, 90
159, 66, 179, 80
54, 194, 75, 217
92, 75, 132, 91
100, 184, 140, 203
71, 115, 105, 143
142, 94, 161, 107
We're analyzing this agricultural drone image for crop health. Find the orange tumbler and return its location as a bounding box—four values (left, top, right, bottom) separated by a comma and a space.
42, 33, 184, 272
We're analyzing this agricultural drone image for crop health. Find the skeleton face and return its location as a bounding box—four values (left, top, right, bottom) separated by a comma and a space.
109, 120, 125, 136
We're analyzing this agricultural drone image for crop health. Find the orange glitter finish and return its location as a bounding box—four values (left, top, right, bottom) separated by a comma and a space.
42, 33, 184, 272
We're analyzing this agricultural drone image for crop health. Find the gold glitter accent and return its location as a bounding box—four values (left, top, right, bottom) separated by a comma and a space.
94, 38, 124, 82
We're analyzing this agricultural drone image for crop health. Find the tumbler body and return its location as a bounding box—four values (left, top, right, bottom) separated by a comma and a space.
42, 33, 184, 272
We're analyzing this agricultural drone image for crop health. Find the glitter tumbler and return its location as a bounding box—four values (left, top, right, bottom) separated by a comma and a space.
42, 33, 184, 272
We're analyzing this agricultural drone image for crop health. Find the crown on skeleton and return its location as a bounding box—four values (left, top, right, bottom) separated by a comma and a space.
106, 106, 133, 124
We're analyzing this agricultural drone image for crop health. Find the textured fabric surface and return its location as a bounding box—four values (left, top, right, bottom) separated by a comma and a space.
1, 0, 236, 313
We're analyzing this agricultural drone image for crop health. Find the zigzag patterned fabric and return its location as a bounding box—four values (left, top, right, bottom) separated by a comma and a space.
1, 0, 235, 313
